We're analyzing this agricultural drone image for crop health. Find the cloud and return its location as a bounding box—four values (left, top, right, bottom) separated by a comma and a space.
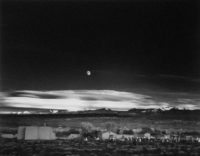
2, 90, 200, 111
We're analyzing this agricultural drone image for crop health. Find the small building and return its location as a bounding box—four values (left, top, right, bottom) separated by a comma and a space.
160, 134, 171, 142
101, 131, 117, 140
1, 134, 16, 139
122, 134, 135, 140
115, 134, 123, 140
22, 126, 56, 140
54, 127, 70, 133
105, 134, 135, 141
196, 137, 200, 142
134, 133, 144, 139
164, 134, 170, 139
67, 134, 81, 140
144, 133, 151, 139
185, 135, 194, 141
132, 128, 142, 133
171, 134, 180, 142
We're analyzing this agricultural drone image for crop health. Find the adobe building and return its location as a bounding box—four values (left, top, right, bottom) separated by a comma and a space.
25, 126, 38, 140
101, 131, 117, 140
17, 126, 26, 140
17, 126, 56, 140
39, 126, 56, 140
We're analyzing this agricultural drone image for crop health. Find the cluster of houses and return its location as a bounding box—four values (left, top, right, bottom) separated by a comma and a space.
1, 125, 200, 143
100, 129, 200, 143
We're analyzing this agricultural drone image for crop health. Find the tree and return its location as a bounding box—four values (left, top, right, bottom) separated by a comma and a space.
105, 122, 116, 132
81, 122, 95, 133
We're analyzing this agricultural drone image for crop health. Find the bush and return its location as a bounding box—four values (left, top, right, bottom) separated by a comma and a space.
123, 130, 133, 135
104, 122, 116, 132
81, 122, 95, 133
56, 128, 80, 137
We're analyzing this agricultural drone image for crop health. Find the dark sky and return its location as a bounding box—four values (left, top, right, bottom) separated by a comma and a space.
1, 0, 200, 91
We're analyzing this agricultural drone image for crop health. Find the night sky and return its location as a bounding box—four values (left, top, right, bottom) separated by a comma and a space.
1, 0, 200, 91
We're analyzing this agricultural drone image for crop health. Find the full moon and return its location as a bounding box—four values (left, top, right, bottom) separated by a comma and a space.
86, 70, 91, 76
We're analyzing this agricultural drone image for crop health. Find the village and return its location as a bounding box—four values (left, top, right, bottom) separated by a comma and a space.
1, 122, 200, 155
1, 122, 200, 142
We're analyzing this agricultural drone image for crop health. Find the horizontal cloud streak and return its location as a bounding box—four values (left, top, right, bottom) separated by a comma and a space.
1, 90, 200, 111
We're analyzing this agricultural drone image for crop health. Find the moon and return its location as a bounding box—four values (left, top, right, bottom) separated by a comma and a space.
86, 70, 91, 76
